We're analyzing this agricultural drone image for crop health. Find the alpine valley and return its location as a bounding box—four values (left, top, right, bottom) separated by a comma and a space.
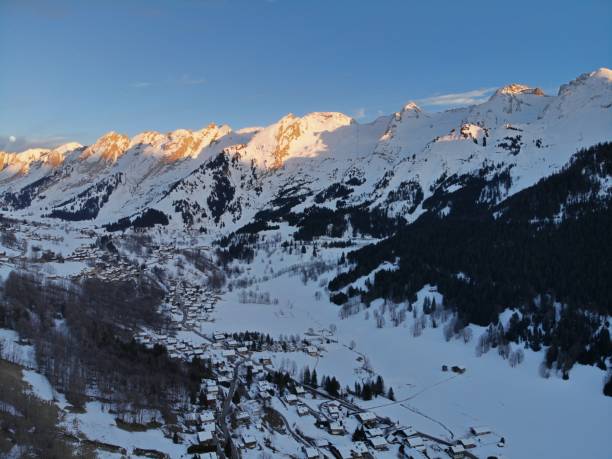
1, 68, 611, 459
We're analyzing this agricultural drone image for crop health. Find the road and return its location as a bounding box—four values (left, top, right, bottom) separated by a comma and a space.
268, 403, 311, 448
217, 356, 248, 459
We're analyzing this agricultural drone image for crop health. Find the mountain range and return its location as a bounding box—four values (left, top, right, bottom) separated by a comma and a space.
1, 68, 610, 236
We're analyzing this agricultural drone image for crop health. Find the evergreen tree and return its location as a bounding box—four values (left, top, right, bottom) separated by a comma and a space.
352, 426, 367, 442
362, 383, 372, 400
303, 366, 311, 385
374, 375, 385, 396
311, 369, 318, 388
604, 374, 612, 397
246, 366, 253, 385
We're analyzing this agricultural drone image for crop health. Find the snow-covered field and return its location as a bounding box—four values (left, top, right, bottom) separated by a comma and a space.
198, 244, 612, 459
62, 401, 186, 459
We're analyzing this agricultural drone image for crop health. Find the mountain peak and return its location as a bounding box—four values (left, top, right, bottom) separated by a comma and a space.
402, 101, 422, 112
80, 131, 130, 163
558, 67, 612, 96
592, 67, 612, 80
494, 84, 545, 97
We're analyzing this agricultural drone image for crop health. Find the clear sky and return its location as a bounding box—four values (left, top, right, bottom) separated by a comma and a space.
1, 0, 610, 151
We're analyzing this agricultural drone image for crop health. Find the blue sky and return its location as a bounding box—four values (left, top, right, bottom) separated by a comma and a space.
1, 0, 610, 151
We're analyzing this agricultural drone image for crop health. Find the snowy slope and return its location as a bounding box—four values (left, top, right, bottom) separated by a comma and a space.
0, 68, 610, 235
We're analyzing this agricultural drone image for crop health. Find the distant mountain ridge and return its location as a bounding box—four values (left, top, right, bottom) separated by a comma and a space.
0, 68, 610, 237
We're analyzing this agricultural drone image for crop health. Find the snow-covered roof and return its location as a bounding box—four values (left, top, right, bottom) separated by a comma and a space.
406, 437, 424, 448
471, 425, 491, 435
351, 441, 369, 454
356, 411, 377, 422
200, 411, 215, 423
332, 446, 352, 459
460, 438, 477, 447
303, 447, 319, 459
369, 436, 388, 448
197, 431, 213, 443
365, 427, 384, 437
242, 434, 256, 444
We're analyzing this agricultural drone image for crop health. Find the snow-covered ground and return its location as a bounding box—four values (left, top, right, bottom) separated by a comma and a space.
62, 401, 186, 459
198, 244, 612, 459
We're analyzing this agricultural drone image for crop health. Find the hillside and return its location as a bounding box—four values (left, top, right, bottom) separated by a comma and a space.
0, 68, 611, 459
0, 68, 610, 236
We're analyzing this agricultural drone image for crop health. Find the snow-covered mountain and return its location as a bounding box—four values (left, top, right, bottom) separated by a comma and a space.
1, 68, 610, 236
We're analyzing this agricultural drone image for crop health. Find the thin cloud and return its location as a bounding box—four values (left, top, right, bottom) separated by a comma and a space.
0, 135, 70, 152
129, 75, 207, 89
131, 81, 152, 88
178, 74, 206, 86
418, 87, 497, 107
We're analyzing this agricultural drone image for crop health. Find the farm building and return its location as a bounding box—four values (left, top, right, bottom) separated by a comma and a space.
368, 436, 389, 450
355, 411, 377, 427
470, 426, 491, 436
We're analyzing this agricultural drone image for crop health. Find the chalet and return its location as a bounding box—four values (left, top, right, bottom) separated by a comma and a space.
448, 444, 466, 458
259, 357, 272, 366
396, 427, 418, 438
365, 427, 384, 438
328, 421, 344, 435
327, 405, 340, 419
213, 332, 225, 341
406, 437, 424, 449
369, 435, 388, 450
199, 423, 215, 433
197, 430, 214, 445
184, 413, 198, 425
237, 346, 249, 355
351, 442, 369, 458
199, 411, 215, 424
315, 439, 330, 448
355, 411, 377, 427
305, 345, 319, 356
235, 411, 250, 425
252, 363, 264, 374
225, 339, 239, 348
222, 349, 236, 359
302, 446, 320, 459
470, 426, 491, 436
284, 393, 298, 405
295, 385, 306, 396
296, 405, 309, 416
459, 438, 477, 449
257, 381, 274, 393
242, 434, 256, 449
330, 445, 352, 459
206, 384, 219, 395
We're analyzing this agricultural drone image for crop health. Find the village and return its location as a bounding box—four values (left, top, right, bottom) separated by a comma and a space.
131, 286, 507, 459
0, 219, 509, 459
